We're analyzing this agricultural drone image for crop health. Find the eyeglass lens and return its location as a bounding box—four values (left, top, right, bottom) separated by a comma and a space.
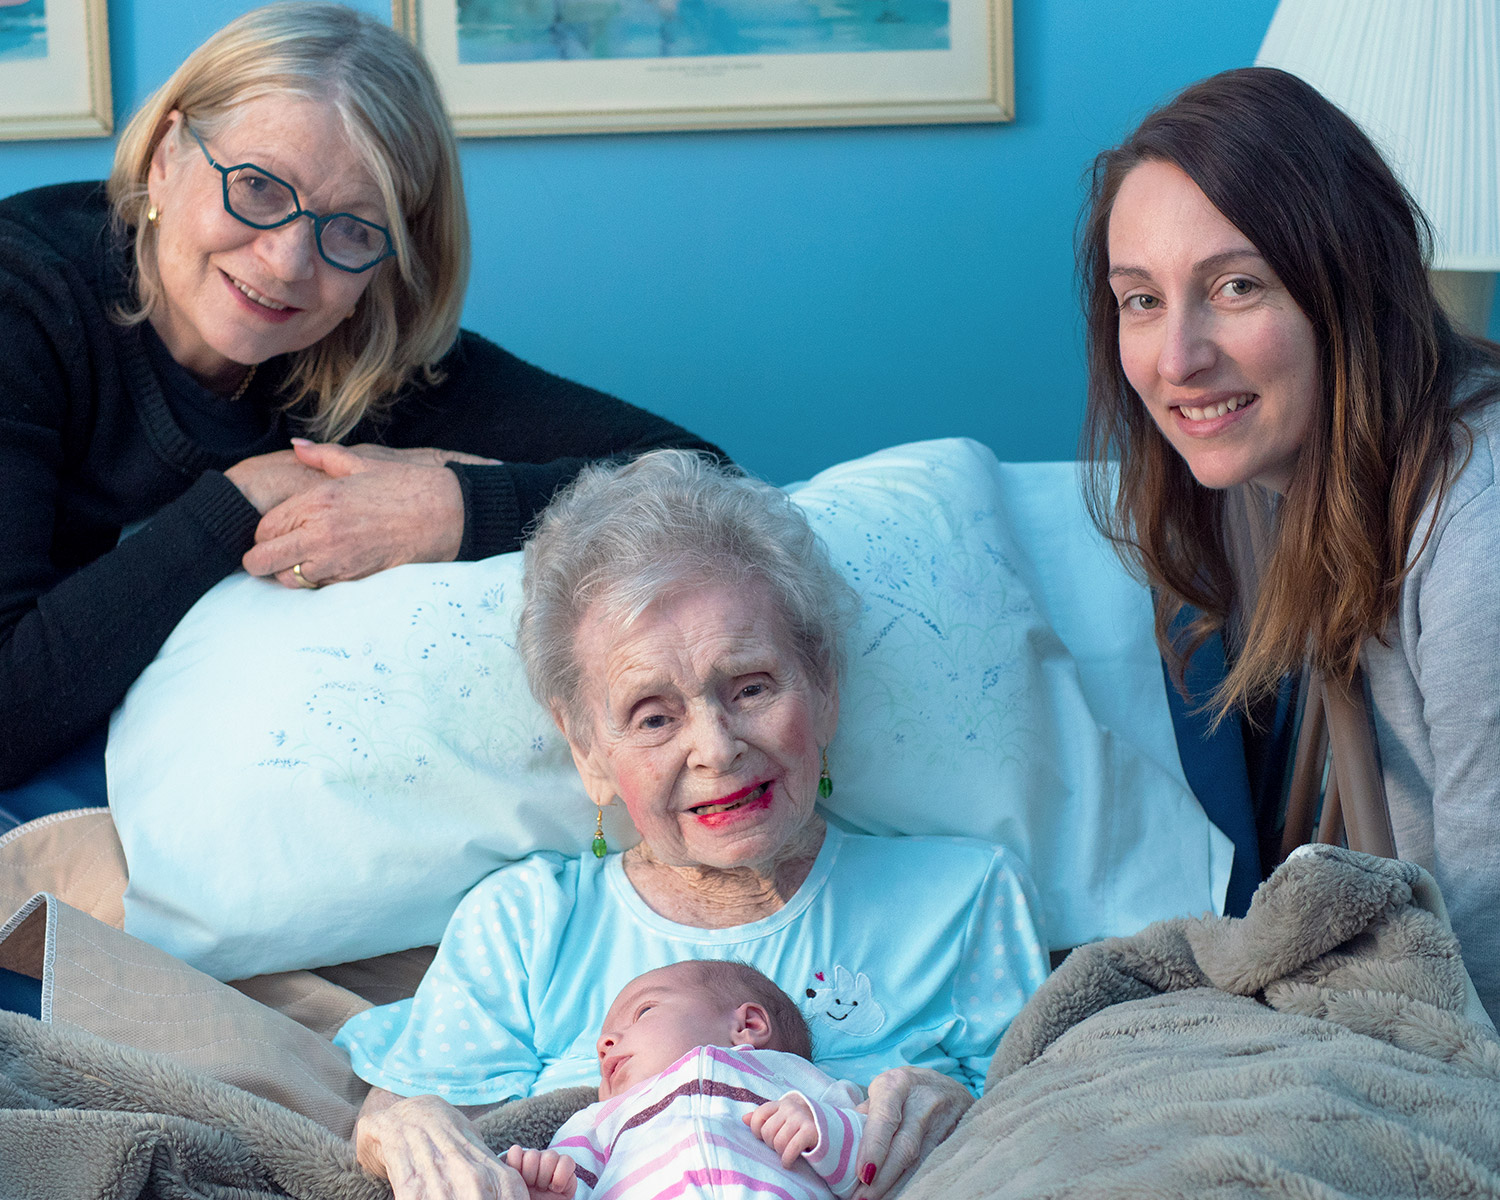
221, 165, 389, 271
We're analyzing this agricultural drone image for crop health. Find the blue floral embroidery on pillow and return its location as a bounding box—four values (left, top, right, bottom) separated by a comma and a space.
259, 577, 563, 792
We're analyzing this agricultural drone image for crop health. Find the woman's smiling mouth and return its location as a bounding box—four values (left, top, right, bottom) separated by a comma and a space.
221, 270, 301, 321
1175, 393, 1257, 422
690, 781, 772, 820
234, 279, 288, 310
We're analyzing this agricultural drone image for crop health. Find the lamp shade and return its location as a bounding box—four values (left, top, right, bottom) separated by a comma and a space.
1256, 0, 1500, 271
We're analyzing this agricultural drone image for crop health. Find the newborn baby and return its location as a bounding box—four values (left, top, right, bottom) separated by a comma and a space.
504, 960, 869, 1199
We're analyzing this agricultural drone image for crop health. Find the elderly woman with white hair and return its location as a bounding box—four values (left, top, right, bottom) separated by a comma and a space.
0, 2, 720, 808
336, 450, 1050, 1200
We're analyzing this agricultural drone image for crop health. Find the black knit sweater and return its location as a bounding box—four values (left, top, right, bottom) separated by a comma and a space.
0, 182, 724, 786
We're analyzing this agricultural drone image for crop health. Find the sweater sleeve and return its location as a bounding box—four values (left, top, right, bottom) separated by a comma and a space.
368, 332, 729, 560
0, 213, 261, 788
1407, 474, 1500, 1022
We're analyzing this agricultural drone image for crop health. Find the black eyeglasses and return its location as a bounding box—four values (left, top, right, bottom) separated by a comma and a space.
186, 124, 395, 274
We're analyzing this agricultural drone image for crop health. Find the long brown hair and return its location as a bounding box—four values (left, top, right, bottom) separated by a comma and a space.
1079, 67, 1499, 719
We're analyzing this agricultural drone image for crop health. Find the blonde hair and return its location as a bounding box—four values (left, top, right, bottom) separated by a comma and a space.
107, 2, 469, 440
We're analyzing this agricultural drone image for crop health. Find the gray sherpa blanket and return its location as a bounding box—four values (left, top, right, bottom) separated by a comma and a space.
0, 1012, 593, 1200
5, 845, 1498, 1199
903, 844, 1500, 1200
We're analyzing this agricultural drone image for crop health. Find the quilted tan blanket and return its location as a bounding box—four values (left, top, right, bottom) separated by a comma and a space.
903, 844, 1500, 1199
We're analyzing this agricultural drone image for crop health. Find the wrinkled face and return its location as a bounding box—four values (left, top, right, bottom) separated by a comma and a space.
596, 966, 743, 1099
567, 579, 837, 873
145, 93, 386, 387
1107, 159, 1322, 493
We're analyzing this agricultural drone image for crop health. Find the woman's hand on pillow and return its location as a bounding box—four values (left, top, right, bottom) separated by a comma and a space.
241, 441, 469, 588
855, 1066, 975, 1199
224, 448, 330, 515
342, 443, 503, 469
355, 1090, 526, 1200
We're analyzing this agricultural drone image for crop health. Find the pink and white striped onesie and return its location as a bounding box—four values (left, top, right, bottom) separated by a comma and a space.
549, 1045, 866, 1200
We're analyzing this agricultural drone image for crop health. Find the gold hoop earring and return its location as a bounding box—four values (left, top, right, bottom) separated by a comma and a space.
592, 806, 608, 858
145, 205, 160, 225
818, 749, 833, 799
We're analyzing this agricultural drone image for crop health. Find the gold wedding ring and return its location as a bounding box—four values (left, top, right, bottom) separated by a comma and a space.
291, 563, 320, 590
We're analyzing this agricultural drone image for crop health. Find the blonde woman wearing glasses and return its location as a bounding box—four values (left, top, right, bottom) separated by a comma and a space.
0, 3, 721, 797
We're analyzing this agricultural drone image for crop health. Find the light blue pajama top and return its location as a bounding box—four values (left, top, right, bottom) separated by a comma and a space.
335, 826, 1048, 1103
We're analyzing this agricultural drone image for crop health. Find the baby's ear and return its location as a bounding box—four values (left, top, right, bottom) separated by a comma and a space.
731, 1002, 774, 1049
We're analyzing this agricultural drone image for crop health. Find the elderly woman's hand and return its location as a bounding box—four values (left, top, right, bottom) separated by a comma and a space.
240, 440, 475, 588
854, 1067, 975, 1199
355, 1090, 526, 1200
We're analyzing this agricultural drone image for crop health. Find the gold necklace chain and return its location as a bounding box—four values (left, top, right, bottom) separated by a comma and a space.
226, 362, 258, 403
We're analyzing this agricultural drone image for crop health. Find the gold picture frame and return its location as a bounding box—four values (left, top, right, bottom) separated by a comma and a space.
394, 0, 1012, 137
0, 0, 111, 140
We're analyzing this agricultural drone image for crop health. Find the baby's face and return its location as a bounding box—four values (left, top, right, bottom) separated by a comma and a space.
596, 965, 741, 1099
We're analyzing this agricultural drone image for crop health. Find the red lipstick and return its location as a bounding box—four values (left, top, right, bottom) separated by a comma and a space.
692, 781, 773, 826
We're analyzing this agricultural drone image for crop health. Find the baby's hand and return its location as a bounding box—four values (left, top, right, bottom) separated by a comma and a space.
745, 1094, 819, 1167
504, 1145, 578, 1198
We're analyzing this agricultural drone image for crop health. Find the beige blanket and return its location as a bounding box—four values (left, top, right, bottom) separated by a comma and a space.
0, 811, 596, 1198
903, 844, 1500, 1199
0, 1009, 592, 1200
0, 813, 599, 1198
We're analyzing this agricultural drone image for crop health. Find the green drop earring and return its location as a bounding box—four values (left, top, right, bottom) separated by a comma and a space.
592, 806, 608, 858
818, 749, 833, 799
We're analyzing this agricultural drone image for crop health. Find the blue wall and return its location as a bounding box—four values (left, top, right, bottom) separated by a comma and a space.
4, 1, 1495, 482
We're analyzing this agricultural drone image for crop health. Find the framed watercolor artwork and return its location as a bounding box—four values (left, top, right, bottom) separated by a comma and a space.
0, 0, 111, 139
393, 0, 1013, 136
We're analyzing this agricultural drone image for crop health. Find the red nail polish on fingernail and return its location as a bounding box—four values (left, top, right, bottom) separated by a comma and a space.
861, 1163, 877, 1184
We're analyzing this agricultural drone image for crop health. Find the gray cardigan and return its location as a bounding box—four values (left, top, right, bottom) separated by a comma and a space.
1365, 393, 1500, 1023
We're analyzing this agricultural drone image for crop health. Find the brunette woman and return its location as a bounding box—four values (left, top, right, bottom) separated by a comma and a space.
1078, 67, 1500, 1020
